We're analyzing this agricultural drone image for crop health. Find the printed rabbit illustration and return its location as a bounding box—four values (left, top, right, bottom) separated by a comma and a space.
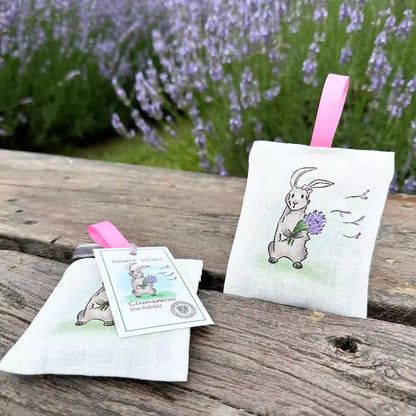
75, 284, 114, 326
128, 263, 157, 297
268, 167, 334, 269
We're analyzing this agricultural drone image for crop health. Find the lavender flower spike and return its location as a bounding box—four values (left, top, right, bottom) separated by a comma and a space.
389, 172, 399, 194
339, 47, 352, 65
330, 209, 351, 217
343, 232, 362, 239
345, 190, 370, 200
403, 176, 416, 193
343, 215, 365, 225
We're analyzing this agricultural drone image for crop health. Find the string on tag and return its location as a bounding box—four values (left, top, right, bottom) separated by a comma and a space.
88, 221, 137, 254
310, 73, 349, 148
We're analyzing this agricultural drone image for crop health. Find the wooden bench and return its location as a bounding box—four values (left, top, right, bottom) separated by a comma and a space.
1, 149, 416, 415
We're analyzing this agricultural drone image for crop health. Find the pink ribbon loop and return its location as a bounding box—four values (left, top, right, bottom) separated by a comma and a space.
88, 221, 130, 248
310, 73, 349, 148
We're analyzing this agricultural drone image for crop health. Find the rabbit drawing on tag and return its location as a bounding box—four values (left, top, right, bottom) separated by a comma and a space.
75, 284, 114, 326
128, 263, 157, 297
268, 167, 334, 269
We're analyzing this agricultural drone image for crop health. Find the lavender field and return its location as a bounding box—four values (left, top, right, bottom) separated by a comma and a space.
0, 0, 415, 193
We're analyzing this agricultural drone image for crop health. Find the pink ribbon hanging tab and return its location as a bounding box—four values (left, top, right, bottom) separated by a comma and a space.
310, 73, 349, 148
88, 221, 130, 248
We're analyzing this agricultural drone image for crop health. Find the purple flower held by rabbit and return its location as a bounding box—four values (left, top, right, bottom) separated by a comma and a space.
303, 210, 326, 235
127, 264, 157, 298
146, 275, 157, 284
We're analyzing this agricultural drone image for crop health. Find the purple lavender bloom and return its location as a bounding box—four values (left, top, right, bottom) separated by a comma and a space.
302, 58, 318, 86
146, 275, 157, 284
303, 34, 321, 86
367, 46, 392, 92
111, 113, 135, 138
240, 68, 260, 109
340, 1, 365, 33
254, 121, 263, 134
313, 6, 328, 24
375, 31, 388, 47
384, 15, 396, 31
303, 210, 326, 235
230, 115, 242, 132
391, 70, 405, 89
347, 9, 364, 33
388, 73, 416, 118
229, 88, 243, 132
389, 172, 399, 193
198, 150, 211, 171
339, 46, 352, 64
309, 41, 320, 54
403, 175, 416, 193
411, 126, 416, 150
112, 77, 131, 107
19, 97, 33, 105
214, 155, 228, 176
130, 109, 163, 148
396, 10, 414, 40
339, 2, 350, 22
194, 131, 206, 148
264, 85, 281, 101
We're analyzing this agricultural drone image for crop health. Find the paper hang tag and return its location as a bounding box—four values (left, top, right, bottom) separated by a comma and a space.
94, 246, 213, 338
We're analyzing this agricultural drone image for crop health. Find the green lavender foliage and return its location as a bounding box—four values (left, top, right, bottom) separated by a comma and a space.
0, 0, 155, 150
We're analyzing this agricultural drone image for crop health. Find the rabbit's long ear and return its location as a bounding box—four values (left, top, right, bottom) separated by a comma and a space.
290, 167, 316, 188
136, 265, 151, 271
308, 179, 334, 189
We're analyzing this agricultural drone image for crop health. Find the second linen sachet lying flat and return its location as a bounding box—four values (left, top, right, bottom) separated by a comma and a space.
0, 246, 203, 381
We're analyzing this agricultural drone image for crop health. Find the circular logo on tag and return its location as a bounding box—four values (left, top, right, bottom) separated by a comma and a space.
170, 301, 196, 318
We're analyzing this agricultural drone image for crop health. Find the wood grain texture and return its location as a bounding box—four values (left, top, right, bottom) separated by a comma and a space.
0, 150, 415, 325
1, 250, 416, 416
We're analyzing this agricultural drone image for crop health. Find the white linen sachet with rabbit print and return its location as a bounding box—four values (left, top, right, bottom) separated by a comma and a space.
224, 141, 394, 318
0, 255, 203, 381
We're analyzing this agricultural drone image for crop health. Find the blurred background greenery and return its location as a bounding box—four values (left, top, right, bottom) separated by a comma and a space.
0, 0, 415, 192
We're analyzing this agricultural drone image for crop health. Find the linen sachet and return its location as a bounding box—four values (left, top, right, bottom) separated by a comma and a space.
224, 141, 394, 318
0, 246, 202, 381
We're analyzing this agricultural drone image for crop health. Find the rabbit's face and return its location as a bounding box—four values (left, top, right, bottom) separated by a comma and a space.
285, 187, 310, 211
131, 269, 144, 280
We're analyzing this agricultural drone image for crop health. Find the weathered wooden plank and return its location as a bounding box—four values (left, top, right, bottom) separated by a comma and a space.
0, 150, 415, 325
1, 250, 416, 415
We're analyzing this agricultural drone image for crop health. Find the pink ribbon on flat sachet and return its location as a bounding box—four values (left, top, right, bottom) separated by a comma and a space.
310, 73, 349, 148
88, 221, 131, 249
